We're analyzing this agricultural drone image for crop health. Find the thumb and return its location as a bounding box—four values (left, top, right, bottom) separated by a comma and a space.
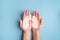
20, 19, 23, 28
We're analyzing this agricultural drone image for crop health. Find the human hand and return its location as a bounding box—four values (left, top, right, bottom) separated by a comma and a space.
31, 11, 43, 30
20, 10, 31, 31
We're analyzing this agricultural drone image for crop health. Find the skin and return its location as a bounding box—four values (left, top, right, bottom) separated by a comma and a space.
32, 11, 43, 40
20, 10, 43, 40
20, 10, 31, 40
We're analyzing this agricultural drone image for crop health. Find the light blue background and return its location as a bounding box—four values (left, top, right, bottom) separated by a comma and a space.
0, 0, 60, 40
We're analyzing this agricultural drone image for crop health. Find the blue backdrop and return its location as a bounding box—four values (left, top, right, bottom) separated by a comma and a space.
0, 0, 60, 40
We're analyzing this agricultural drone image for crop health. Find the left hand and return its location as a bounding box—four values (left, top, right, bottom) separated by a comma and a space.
31, 11, 43, 30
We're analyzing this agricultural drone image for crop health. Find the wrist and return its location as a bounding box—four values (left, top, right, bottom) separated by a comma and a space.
23, 26, 31, 32
24, 30, 30, 33
32, 28, 40, 32
32, 26, 40, 30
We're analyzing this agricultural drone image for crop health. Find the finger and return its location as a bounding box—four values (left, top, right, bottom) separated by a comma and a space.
35, 11, 39, 20
38, 13, 41, 20
38, 18, 43, 30
39, 18, 43, 26
23, 12, 25, 20
33, 11, 38, 20
20, 19, 23, 28
35, 11, 42, 24
35, 11, 38, 17
25, 10, 30, 17
34, 11, 38, 18
26, 10, 29, 16
33, 11, 36, 16
27, 10, 31, 19
41, 18, 43, 25
23, 10, 27, 19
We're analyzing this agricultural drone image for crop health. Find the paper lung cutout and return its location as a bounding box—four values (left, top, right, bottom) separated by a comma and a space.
23, 16, 30, 29
32, 16, 38, 29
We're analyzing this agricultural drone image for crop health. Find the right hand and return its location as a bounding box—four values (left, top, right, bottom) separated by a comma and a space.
20, 10, 31, 31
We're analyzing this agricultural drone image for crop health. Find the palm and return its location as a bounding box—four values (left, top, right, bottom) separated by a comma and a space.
20, 10, 31, 31
32, 11, 42, 30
